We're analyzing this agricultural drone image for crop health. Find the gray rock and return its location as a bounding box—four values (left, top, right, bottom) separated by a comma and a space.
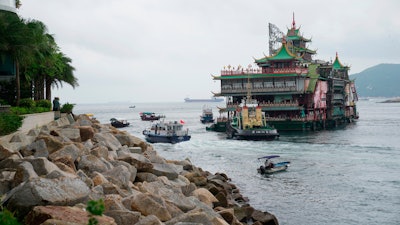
104, 194, 127, 211
118, 152, 153, 172
49, 143, 81, 162
0, 155, 23, 172
130, 192, 172, 221
141, 181, 196, 212
27, 157, 75, 178
58, 128, 81, 142
13, 161, 38, 187
76, 169, 93, 188
136, 172, 159, 182
104, 210, 141, 225
151, 163, 179, 180
23, 139, 48, 158
0, 170, 16, 195
0, 145, 15, 160
164, 211, 217, 225
134, 214, 163, 225
77, 154, 113, 175
94, 132, 122, 151
4, 177, 90, 217
36, 134, 63, 154
109, 160, 137, 183
90, 145, 109, 159
103, 165, 132, 189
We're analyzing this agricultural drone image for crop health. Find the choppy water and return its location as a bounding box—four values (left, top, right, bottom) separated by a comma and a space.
74, 99, 400, 225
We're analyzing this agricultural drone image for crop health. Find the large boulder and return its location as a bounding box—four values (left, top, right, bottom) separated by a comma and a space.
140, 181, 196, 212
27, 157, 75, 178
93, 132, 122, 151
151, 163, 179, 180
49, 143, 82, 162
104, 210, 141, 225
36, 134, 64, 154
118, 152, 153, 172
192, 188, 219, 208
129, 192, 172, 221
25, 205, 117, 225
22, 139, 48, 158
79, 126, 95, 141
77, 154, 113, 175
4, 177, 90, 218
58, 127, 81, 142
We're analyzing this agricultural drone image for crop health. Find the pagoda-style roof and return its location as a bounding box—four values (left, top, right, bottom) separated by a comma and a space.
286, 13, 311, 42
332, 52, 349, 70
291, 45, 317, 55
287, 28, 312, 42
255, 42, 302, 64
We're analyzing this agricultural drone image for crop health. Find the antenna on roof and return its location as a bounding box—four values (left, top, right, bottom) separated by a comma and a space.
268, 23, 284, 55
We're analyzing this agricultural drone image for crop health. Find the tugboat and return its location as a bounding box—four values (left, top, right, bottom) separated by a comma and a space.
227, 98, 279, 141
206, 116, 228, 132
200, 105, 215, 124
142, 120, 191, 144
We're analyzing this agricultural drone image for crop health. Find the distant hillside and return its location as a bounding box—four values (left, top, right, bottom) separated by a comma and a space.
350, 64, 400, 97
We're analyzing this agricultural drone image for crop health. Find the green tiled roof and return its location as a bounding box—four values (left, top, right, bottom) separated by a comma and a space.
333, 55, 344, 69
255, 43, 301, 63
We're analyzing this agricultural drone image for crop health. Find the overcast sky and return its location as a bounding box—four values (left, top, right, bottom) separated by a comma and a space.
17, 0, 400, 104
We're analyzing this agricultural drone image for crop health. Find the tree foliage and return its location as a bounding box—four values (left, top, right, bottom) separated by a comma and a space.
0, 10, 78, 106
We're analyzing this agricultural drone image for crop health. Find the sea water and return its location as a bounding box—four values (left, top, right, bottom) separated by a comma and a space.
73, 99, 400, 225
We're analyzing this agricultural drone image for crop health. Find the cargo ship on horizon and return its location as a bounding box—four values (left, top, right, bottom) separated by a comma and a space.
184, 97, 224, 103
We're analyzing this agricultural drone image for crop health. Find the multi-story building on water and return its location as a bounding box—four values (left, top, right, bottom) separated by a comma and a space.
212, 16, 358, 131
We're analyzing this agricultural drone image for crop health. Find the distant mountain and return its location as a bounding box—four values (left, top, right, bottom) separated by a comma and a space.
350, 64, 400, 98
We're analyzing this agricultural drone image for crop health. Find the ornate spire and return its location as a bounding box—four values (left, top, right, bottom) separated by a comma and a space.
292, 12, 296, 29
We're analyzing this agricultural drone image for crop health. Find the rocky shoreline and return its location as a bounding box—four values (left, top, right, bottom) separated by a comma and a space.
0, 114, 278, 225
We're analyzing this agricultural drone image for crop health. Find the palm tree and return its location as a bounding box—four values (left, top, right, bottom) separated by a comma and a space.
46, 52, 78, 101
23, 20, 57, 100
0, 11, 35, 105
1, 10, 79, 104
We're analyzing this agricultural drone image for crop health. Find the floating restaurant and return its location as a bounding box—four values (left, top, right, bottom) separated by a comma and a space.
212, 16, 359, 131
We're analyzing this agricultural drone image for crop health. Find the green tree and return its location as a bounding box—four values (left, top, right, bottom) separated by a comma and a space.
0, 11, 36, 106
1, 9, 79, 105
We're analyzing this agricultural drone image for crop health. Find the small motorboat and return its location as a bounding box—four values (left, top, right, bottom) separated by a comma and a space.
142, 120, 191, 144
110, 118, 130, 128
257, 155, 290, 174
139, 112, 165, 121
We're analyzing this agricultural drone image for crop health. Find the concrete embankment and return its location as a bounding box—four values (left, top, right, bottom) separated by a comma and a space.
0, 113, 278, 225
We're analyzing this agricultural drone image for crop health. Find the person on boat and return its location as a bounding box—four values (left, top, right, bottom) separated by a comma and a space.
265, 159, 274, 169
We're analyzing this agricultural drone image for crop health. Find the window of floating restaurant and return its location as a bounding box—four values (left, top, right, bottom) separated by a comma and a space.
274, 95, 293, 103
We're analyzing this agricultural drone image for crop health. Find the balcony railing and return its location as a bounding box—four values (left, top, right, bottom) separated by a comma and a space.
220, 67, 308, 76
220, 68, 262, 76
221, 86, 299, 94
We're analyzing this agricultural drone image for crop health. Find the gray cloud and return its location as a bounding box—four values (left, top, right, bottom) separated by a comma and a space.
18, 0, 400, 103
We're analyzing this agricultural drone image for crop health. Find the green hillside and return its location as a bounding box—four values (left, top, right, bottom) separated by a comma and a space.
350, 64, 400, 97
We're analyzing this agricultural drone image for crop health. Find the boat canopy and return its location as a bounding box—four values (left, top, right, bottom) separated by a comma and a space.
257, 155, 280, 160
